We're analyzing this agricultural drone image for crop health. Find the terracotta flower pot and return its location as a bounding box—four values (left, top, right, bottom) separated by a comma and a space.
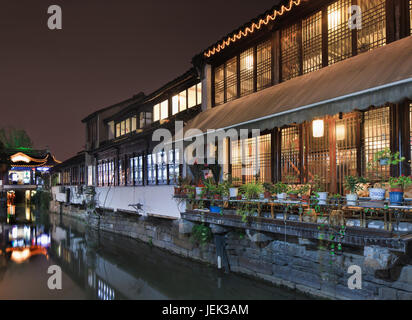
264, 191, 272, 199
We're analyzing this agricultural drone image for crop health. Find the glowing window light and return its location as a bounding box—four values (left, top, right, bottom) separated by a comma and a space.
312, 119, 324, 138
336, 124, 346, 141
245, 53, 254, 70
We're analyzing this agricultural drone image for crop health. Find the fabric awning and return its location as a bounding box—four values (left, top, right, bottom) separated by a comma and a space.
180, 35, 412, 140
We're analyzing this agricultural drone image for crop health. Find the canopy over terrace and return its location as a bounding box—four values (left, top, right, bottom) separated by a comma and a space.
179, 35, 412, 140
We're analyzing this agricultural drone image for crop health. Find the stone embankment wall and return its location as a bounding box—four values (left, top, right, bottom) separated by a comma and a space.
50, 200, 412, 300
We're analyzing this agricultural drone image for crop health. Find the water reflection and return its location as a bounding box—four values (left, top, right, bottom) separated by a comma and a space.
0, 203, 310, 300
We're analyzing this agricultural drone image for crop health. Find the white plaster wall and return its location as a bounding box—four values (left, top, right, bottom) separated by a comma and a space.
95, 185, 184, 218
51, 186, 85, 204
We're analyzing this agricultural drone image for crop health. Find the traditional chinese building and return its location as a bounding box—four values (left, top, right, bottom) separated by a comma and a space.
1, 149, 61, 190
53, 0, 412, 210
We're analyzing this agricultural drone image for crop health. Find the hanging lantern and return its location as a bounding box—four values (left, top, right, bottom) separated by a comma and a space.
336, 124, 346, 141
312, 119, 324, 138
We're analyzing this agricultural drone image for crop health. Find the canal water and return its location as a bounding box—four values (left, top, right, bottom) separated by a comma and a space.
0, 203, 311, 300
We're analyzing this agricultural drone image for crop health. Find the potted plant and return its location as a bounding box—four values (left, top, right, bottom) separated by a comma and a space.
299, 184, 311, 203
273, 181, 289, 200
262, 182, 274, 199
203, 178, 223, 213
330, 193, 341, 205
309, 175, 328, 203
344, 175, 366, 203
239, 181, 264, 200
388, 175, 412, 205
368, 181, 386, 201
373, 148, 405, 166
223, 174, 240, 198
287, 187, 299, 200
189, 162, 206, 196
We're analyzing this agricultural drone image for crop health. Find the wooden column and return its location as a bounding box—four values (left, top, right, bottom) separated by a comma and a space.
390, 104, 400, 177
298, 123, 305, 184
321, 7, 328, 68
399, 101, 411, 176
270, 128, 276, 183
329, 117, 337, 194
272, 30, 280, 85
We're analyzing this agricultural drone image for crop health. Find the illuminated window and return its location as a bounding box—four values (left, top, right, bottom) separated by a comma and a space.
120, 120, 126, 136
303, 11, 322, 74
97, 162, 103, 186
362, 106, 390, 180
140, 112, 152, 128
153, 104, 160, 122
240, 48, 254, 97
281, 126, 301, 183
172, 95, 179, 115
125, 119, 130, 135
281, 22, 301, 81
160, 100, 168, 120
307, 118, 331, 191
214, 65, 224, 106
357, 0, 386, 53
328, 0, 352, 65
188, 85, 197, 108
168, 149, 180, 185
410, 104, 412, 171
131, 116, 136, 132
103, 161, 107, 186
115, 123, 120, 138
410, 0, 412, 34
226, 56, 238, 102
196, 83, 202, 105
133, 155, 143, 185
157, 151, 167, 184
231, 134, 271, 184
147, 154, 156, 185
336, 113, 359, 194
257, 40, 272, 91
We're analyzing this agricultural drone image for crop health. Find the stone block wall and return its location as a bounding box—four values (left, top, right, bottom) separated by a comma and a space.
49, 200, 412, 300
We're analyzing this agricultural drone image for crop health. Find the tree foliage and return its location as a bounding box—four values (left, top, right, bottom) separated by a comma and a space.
0, 127, 33, 149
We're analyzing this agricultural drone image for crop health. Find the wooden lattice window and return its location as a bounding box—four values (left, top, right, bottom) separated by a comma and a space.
147, 154, 156, 185
126, 155, 133, 186
230, 134, 271, 184
257, 40, 272, 91
214, 65, 224, 106
307, 119, 331, 191
156, 151, 167, 185
281, 23, 301, 81
357, 0, 386, 53
132, 155, 143, 185
280, 126, 301, 183
410, 103, 412, 171
336, 114, 359, 194
328, 0, 352, 65
362, 106, 390, 180
240, 48, 254, 97
118, 158, 125, 186
231, 139, 243, 185
226, 56, 238, 102
97, 162, 103, 186
410, 0, 412, 34
303, 11, 322, 74
168, 149, 180, 185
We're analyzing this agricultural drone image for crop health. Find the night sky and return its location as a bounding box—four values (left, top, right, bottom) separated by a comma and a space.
0, 0, 278, 161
